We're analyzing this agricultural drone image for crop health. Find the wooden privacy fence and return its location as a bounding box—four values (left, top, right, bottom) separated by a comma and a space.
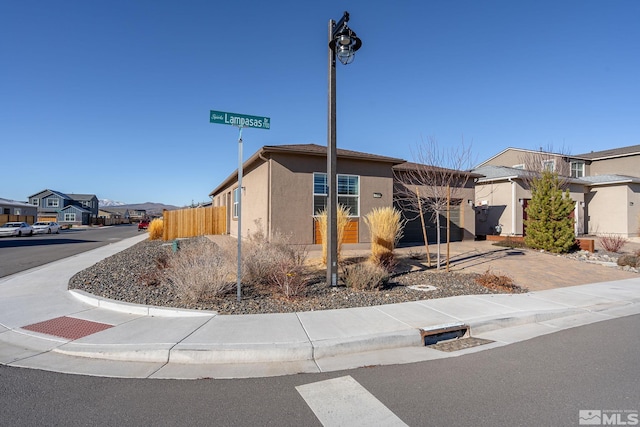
162, 206, 226, 241
1, 214, 36, 225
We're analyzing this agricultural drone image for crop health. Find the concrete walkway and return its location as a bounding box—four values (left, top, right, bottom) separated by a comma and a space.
1, 234, 639, 379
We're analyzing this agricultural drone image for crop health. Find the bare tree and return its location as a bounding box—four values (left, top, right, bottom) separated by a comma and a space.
394, 137, 475, 270
517, 144, 573, 189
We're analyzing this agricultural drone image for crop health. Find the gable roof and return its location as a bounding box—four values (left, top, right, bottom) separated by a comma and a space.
573, 144, 640, 160
66, 193, 97, 201
472, 165, 587, 185
475, 147, 567, 168
580, 174, 640, 186
262, 144, 406, 164
59, 205, 91, 213
28, 189, 71, 200
393, 161, 483, 178
0, 198, 35, 208
210, 144, 406, 197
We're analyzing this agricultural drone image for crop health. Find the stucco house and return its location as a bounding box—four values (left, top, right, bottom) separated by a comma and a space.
473, 144, 640, 238
209, 144, 477, 245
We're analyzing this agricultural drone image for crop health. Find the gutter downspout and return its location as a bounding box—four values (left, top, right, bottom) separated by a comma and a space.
508, 178, 517, 235
258, 152, 271, 240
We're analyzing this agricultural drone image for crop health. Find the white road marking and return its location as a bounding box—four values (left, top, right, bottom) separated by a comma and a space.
296, 375, 408, 427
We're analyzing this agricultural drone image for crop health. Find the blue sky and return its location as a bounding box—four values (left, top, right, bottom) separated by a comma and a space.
2, 1, 639, 207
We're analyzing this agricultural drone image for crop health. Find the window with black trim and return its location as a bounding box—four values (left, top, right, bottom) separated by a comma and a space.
313, 172, 359, 216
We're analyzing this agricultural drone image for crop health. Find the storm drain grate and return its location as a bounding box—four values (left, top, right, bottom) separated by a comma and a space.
21, 316, 113, 340
427, 337, 494, 352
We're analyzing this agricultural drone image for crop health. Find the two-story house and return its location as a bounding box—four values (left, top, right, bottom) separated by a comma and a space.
473, 144, 640, 238
28, 189, 99, 226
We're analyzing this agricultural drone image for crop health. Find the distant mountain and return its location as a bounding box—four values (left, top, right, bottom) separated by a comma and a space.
98, 199, 126, 207
117, 202, 181, 216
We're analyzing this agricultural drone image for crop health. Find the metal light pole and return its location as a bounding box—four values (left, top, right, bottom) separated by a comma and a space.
327, 11, 362, 287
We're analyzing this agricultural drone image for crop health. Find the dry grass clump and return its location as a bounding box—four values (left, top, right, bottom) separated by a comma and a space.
148, 218, 163, 240
599, 234, 627, 253
617, 254, 640, 268
242, 223, 310, 298
475, 268, 519, 292
314, 204, 351, 265
162, 237, 235, 303
341, 261, 389, 291
364, 207, 405, 272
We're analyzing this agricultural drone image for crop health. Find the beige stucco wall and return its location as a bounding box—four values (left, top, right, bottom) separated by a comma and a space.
589, 155, 640, 177
269, 153, 396, 244
586, 185, 628, 235
481, 149, 568, 172
474, 179, 585, 237
628, 184, 640, 237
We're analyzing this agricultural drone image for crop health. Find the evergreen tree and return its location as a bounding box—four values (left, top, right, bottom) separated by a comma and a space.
524, 171, 576, 253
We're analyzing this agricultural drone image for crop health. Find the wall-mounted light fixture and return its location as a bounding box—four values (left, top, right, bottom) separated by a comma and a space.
467, 199, 474, 207
518, 198, 524, 206
373, 192, 382, 198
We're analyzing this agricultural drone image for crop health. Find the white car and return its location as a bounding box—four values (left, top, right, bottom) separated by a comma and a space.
32, 221, 61, 234
0, 222, 34, 237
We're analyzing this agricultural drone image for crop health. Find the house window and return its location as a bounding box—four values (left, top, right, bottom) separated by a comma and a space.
81, 201, 91, 208
64, 213, 76, 222
31, 198, 39, 206
542, 160, 555, 172
512, 164, 525, 170
233, 188, 240, 218
47, 198, 59, 208
313, 173, 360, 217
15, 209, 21, 215
570, 161, 584, 178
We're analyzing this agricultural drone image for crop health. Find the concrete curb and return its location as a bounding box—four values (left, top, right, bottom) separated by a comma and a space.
69, 290, 218, 317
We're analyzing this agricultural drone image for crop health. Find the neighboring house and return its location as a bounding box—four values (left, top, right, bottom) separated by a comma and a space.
474, 144, 640, 238
0, 198, 38, 224
128, 209, 147, 222
100, 208, 131, 224
98, 208, 129, 225
209, 144, 477, 245
27, 189, 99, 226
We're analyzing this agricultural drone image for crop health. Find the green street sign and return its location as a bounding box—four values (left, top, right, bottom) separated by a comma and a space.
209, 110, 270, 130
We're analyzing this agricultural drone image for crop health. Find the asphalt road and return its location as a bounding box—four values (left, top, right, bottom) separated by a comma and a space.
1, 314, 638, 426
0, 225, 141, 277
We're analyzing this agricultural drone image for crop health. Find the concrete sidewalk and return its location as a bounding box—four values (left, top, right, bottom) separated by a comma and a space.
1, 234, 639, 379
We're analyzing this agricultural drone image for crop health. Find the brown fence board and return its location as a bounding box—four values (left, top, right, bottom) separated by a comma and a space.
162, 206, 226, 241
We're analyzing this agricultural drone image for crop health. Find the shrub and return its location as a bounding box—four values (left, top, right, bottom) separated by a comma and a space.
617, 254, 640, 268
148, 218, 163, 240
163, 237, 235, 303
242, 223, 309, 298
364, 207, 405, 271
475, 268, 518, 292
341, 262, 389, 291
524, 171, 576, 253
314, 204, 350, 265
599, 234, 627, 253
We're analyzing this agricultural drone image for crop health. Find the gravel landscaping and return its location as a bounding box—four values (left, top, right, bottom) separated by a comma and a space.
68, 238, 527, 315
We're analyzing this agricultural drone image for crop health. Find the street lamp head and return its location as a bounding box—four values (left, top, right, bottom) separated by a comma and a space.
330, 17, 362, 65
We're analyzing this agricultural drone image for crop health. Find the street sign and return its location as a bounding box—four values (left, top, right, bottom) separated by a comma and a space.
209, 110, 270, 130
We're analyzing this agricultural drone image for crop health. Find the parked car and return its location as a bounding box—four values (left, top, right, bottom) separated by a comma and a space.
0, 222, 34, 237
138, 219, 150, 231
32, 221, 61, 234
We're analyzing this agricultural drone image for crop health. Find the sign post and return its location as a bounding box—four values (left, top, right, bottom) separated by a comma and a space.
210, 110, 270, 302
